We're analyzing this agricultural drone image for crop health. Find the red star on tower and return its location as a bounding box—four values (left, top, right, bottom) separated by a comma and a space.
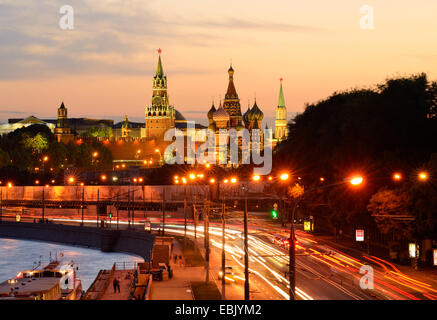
158, 48, 162, 54
280, 78, 283, 82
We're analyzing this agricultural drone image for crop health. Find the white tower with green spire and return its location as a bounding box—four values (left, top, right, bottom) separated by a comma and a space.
274, 78, 288, 142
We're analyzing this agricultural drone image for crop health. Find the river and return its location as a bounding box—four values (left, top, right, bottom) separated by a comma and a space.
0, 238, 143, 290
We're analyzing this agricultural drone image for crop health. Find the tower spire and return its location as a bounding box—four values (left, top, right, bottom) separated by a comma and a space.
156, 49, 164, 78
278, 78, 285, 107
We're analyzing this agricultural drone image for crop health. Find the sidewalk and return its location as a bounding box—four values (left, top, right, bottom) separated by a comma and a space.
149, 239, 205, 300
99, 269, 135, 300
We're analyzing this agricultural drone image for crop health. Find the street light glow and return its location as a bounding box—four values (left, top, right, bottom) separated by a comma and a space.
230, 177, 237, 184
68, 177, 75, 183
223, 179, 229, 184
418, 172, 428, 181
393, 173, 402, 181
209, 178, 215, 184
92, 152, 98, 157
280, 173, 290, 181
189, 173, 196, 180
181, 177, 187, 184
349, 176, 364, 185
252, 175, 261, 181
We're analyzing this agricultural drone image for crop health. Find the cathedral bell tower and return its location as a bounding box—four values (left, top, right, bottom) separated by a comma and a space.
145, 49, 175, 139
223, 64, 243, 128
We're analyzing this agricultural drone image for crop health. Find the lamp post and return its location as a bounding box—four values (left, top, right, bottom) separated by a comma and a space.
287, 175, 364, 300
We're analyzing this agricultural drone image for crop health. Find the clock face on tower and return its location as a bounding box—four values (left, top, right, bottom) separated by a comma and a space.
153, 96, 162, 106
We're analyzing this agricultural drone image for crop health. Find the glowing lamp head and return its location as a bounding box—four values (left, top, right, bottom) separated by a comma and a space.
418, 172, 428, 181
223, 179, 229, 184
230, 177, 237, 184
182, 177, 187, 184
268, 176, 273, 181
209, 178, 216, 184
68, 177, 75, 183
189, 173, 196, 180
280, 173, 289, 181
101, 175, 107, 181
349, 176, 364, 186
92, 152, 98, 158
393, 173, 402, 181
205, 163, 211, 168
252, 175, 261, 181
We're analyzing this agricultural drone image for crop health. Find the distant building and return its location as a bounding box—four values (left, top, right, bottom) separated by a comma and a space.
274, 79, 288, 143
144, 51, 176, 140
54, 102, 74, 143
0, 116, 55, 136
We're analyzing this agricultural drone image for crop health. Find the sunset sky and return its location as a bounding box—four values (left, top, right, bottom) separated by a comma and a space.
1, 0, 437, 126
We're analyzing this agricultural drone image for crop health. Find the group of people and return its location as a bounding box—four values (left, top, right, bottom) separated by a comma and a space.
173, 254, 183, 266
112, 277, 121, 293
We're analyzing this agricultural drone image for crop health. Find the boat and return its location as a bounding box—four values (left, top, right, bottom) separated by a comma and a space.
0, 258, 83, 300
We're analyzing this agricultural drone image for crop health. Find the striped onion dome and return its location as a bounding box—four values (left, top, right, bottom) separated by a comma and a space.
213, 102, 230, 122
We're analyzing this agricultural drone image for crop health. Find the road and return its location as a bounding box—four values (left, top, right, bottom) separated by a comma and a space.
2, 207, 437, 300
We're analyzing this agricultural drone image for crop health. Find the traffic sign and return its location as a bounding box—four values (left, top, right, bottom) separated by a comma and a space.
304, 221, 311, 231
356, 229, 364, 242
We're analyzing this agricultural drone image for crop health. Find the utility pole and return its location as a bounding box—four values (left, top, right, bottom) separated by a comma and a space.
81, 184, 84, 226
162, 186, 166, 236
184, 185, 187, 247
127, 185, 131, 228
205, 199, 210, 284
42, 187, 45, 222
97, 188, 100, 228
132, 189, 135, 227
116, 192, 119, 230
243, 187, 249, 300
0, 189, 2, 224
193, 195, 197, 239
221, 201, 226, 300
289, 200, 298, 300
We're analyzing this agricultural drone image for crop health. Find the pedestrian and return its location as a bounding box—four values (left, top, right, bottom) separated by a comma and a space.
173, 254, 177, 264
178, 255, 183, 266
116, 278, 121, 293
113, 277, 117, 293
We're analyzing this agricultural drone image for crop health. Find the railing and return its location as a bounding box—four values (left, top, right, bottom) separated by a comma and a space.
96, 263, 116, 300
114, 261, 139, 270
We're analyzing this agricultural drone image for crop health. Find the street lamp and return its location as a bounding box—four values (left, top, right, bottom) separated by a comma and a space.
287, 174, 364, 300
349, 175, 364, 186
418, 171, 428, 181
393, 173, 402, 181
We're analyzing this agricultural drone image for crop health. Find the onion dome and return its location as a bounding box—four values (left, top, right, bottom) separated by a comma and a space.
207, 103, 216, 120
213, 102, 230, 122
247, 99, 264, 121
243, 105, 251, 123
